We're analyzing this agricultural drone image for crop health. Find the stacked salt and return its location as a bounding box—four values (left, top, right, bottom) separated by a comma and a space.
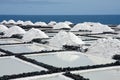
86, 37, 120, 59
34, 22, 48, 27
23, 21, 34, 26
64, 21, 73, 25
7, 19, 16, 24
0, 25, 8, 32
4, 26, 26, 37
71, 23, 91, 31
16, 20, 24, 25
53, 22, 71, 29
1, 20, 8, 24
49, 30, 85, 48
22, 28, 49, 42
71, 22, 114, 33
48, 21, 57, 27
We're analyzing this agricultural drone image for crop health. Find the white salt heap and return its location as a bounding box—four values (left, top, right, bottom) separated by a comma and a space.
71, 22, 114, 33
16, 20, 24, 25
4, 26, 26, 37
71, 23, 91, 31
1, 20, 8, 24
23, 21, 34, 26
7, 19, 16, 24
64, 21, 73, 25
49, 30, 85, 48
0, 25, 8, 32
48, 21, 57, 27
86, 37, 120, 59
53, 22, 71, 29
34, 22, 48, 26
22, 28, 49, 42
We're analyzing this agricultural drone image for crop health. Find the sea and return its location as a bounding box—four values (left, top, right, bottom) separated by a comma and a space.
0, 15, 120, 25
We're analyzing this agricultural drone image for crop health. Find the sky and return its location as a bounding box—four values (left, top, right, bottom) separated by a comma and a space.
0, 0, 120, 15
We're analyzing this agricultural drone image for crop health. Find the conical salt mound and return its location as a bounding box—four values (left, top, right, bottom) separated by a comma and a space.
1, 20, 8, 24
0, 25, 8, 32
8, 19, 16, 24
53, 22, 71, 29
23, 21, 34, 26
48, 21, 57, 27
4, 26, 26, 37
71, 22, 114, 33
22, 28, 49, 42
49, 30, 68, 47
66, 32, 85, 45
16, 20, 24, 25
71, 23, 91, 31
86, 37, 120, 59
49, 30, 85, 48
34, 22, 48, 27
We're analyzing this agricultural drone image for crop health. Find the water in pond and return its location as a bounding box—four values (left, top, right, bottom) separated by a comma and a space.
0, 44, 45, 53
79, 68, 120, 80
0, 57, 44, 76
26, 52, 95, 68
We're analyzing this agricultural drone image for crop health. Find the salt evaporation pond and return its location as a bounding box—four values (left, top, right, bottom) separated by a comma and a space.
0, 56, 46, 77
25, 51, 113, 68
0, 38, 22, 44
0, 43, 46, 53
77, 68, 120, 80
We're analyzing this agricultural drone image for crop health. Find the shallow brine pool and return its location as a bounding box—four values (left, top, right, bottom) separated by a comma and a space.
77, 68, 120, 80
25, 51, 113, 68
0, 56, 46, 77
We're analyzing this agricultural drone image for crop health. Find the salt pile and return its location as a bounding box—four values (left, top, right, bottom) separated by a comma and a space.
48, 21, 57, 27
4, 26, 26, 37
53, 22, 71, 29
1, 20, 8, 24
23, 21, 34, 26
71, 23, 91, 31
0, 25, 8, 32
86, 37, 120, 59
49, 30, 85, 48
34, 22, 48, 27
22, 28, 49, 42
16, 20, 24, 25
71, 22, 114, 33
7, 19, 16, 24
64, 21, 73, 25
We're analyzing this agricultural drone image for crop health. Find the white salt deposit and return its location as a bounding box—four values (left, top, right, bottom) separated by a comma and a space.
53, 22, 71, 29
1, 20, 8, 24
0, 25, 8, 32
22, 28, 49, 42
71, 23, 92, 31
86, 37, 120, 59
71, 22, 114, 33
48, 21, 57, 27
64, 21, 73, 25
23, 21, 34, 26
56, 52, 79, 62
7, 19, 16, 24
16, 20, 24, 25
4, 26, 26, 37
34, 22, 48, 26
49, 30, 85, 48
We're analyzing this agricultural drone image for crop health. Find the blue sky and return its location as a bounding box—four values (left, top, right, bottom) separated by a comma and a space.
0, 0, 120, 15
